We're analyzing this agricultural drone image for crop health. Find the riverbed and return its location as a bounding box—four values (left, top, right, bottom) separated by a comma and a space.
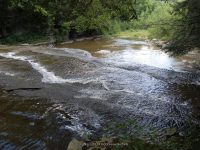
0, 38, 200, 149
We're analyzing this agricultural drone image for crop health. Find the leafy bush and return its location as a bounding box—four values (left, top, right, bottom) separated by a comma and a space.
133, 1, 178, 40
0, 33, 48, 44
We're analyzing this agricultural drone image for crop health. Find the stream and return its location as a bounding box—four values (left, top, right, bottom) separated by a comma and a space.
0, 38, 200, 149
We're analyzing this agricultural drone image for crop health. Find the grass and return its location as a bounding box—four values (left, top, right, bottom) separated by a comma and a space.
115, 29, 150, 39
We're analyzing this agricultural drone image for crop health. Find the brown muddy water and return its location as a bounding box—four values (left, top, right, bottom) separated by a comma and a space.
0, 38, 200, 149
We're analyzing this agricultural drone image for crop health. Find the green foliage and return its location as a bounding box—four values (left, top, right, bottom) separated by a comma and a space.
102, 20, 122, 35
132, 1, 178, 40
34, 5, 49, 16
0, 0, 143, 43
1, 0, 170, 43
1, 0, 199, 55
116, 29, 150, 39
73, 0, 111, 34
0, 33, 48, 44
166, 0, 200, 54
147, 3, 178, 40
100, 0, 138, 20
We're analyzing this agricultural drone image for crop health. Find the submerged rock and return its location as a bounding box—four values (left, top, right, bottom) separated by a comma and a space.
21, 43, 29, 46
67, 139, 84, 150
96, 50, 111, 54
165, 127, 177, 137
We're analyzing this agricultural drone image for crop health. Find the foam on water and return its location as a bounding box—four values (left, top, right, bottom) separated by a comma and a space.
193, 80, 200, 85
114, 39, 149, 46
44, 104, 101, 136
96, 50, 111, 54
31, 47, 94, 62
63, 48, 92, 59
0, 52, 68, 83
0, 71, 15, 76
0, 52, 109, 86
59, 114, 92, 136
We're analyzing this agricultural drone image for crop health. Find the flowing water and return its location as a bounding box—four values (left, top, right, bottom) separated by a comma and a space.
0, 38, 200, 149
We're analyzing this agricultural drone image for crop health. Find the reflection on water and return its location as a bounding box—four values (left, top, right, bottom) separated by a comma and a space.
109, 46, 176, 70
57, 38, 200, 72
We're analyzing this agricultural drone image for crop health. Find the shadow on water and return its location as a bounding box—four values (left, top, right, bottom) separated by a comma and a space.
0, 90, 81, 150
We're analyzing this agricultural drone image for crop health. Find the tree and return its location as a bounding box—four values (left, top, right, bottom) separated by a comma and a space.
0, 0, 163, 42
166, 0, 200, 54
0, 0, 10, 37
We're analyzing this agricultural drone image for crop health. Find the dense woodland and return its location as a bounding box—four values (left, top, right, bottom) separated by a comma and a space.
0, 0, 200, 54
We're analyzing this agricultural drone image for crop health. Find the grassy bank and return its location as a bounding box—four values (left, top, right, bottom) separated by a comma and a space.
0, 1, 174, 45
115, 29, 150, 39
